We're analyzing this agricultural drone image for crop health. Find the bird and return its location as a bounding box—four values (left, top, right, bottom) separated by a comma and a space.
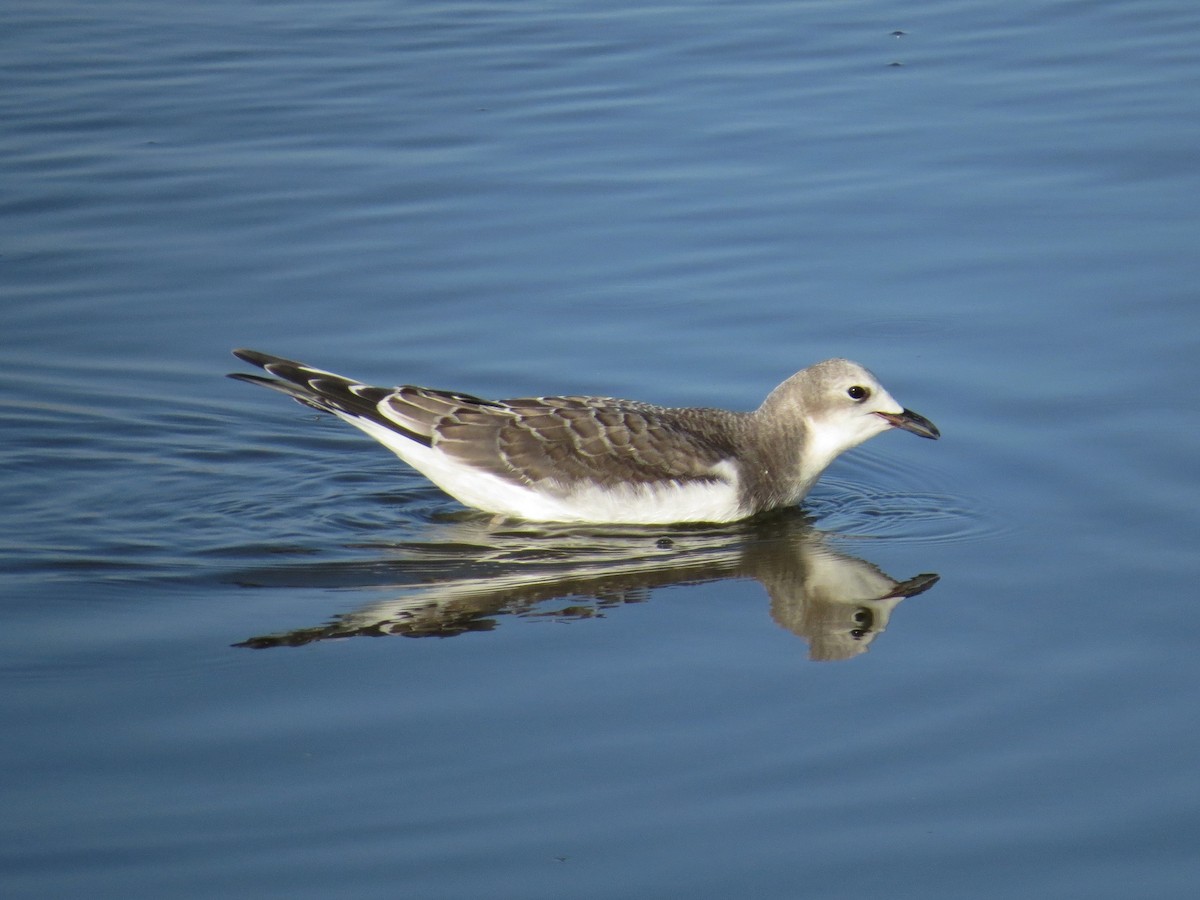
229, 349, 938, 525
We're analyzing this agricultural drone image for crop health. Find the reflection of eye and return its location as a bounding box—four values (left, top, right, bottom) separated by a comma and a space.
849, 607, 874, 639
847, 385, 870, 401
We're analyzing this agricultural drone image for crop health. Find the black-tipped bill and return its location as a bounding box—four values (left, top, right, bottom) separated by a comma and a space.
877, 408, 940, 440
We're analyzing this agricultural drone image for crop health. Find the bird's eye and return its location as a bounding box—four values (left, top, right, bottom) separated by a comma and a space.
847, 385, 870, 401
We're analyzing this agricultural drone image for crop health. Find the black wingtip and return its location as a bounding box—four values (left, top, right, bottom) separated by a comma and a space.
232, 348, 276, 369
226, 371, 275, 386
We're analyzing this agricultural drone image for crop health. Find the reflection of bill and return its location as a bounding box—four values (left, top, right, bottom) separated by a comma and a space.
233, 510, 938, 662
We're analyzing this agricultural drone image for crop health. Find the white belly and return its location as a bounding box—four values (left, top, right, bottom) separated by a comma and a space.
347, 416, 745, 524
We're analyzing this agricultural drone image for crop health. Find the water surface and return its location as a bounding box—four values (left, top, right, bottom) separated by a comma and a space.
3, 1, 1199, 897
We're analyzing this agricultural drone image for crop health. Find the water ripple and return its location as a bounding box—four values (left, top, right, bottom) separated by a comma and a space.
804, 451, 1007, 545
807, 482, 999, 545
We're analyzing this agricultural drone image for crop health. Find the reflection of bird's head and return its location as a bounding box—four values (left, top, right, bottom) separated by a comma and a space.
754, 531, 920, 661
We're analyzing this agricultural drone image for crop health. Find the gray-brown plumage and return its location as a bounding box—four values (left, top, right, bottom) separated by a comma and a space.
229, 348, 938, 524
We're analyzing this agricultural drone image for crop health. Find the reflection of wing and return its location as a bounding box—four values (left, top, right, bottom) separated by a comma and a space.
232, 511, 939, 662
235, 572, 665, 646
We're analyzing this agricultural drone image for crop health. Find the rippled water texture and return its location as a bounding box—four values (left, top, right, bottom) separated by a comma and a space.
3, 1, 1199, 898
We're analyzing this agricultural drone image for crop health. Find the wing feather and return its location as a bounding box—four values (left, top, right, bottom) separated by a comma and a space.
231, 351, 745, 502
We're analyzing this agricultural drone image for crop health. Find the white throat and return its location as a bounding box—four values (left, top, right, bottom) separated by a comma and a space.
799, 418, 851, 483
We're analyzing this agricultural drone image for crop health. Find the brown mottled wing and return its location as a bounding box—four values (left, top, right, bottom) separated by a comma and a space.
230, 350, 502, 451
231, 350, 742, 497
380, 391, 740, 495
499, 397, 741, 491
376, 385, 508, 447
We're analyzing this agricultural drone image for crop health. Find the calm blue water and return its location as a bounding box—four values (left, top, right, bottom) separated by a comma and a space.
3, 1, 1199, 897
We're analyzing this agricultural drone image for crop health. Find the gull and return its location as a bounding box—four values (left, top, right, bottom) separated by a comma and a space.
229, 349, 938, 525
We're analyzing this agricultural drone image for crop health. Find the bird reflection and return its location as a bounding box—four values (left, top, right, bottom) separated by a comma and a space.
232, 509, 938, 661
